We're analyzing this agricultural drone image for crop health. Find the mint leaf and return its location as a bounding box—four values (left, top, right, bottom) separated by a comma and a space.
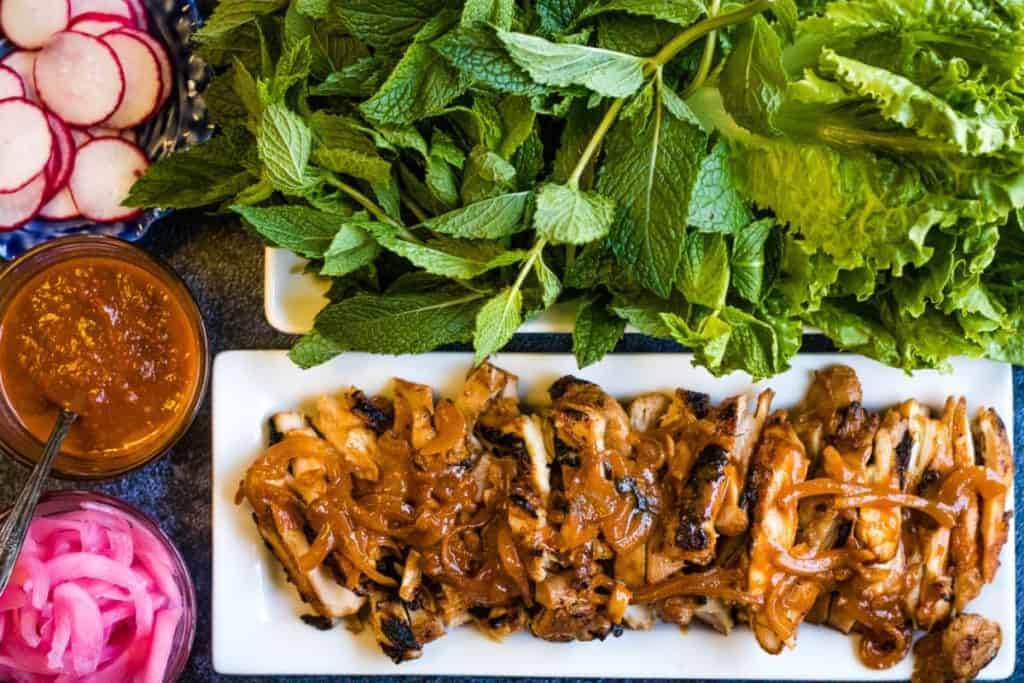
126, 132, 256, 209
599, 96, 707, 297
424, 192, 531, 238
611, 291, 691, 337
719, 15, 786, 137
573, 297, 626, 368
536, 0, 586, 36
289, 330, 345, 368
259, 104, 317, 195
367, 226, 529, 279
462, 0, 514, 28
533, 183, 616, 245
461, 146, 517, 203
578, 0, 705, 26
474, 286, 522, 362
295, 0, 329, 19
731, 218, 776, 304
688, 141, 751, 233
336, 0, 446, 47
535, 252, 562, 308
269, 35, 312, 100
316, 287, 484, 354
197, 0, 287, 42
312, 56, 391, 97
361, 43, 467, 124
310, 114, 393, 185
679, 232, 730, 309
233, 205, 341, 258
497, 30, 647, 98
434, 26, 547, 95
322, 222, 380, 276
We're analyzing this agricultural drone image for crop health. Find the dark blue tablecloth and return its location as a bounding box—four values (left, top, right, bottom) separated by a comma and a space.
1, 217, 1020, 682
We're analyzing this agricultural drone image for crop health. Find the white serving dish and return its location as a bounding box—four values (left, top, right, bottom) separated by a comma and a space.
212, 351, 1015, 679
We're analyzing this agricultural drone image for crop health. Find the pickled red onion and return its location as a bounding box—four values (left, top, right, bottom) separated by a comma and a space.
0, 505, 184, 682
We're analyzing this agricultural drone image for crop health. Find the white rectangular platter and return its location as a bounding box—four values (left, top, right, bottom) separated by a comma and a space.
212, 351, 1015, 679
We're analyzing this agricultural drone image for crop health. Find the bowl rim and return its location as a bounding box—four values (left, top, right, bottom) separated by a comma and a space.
0, 234, 210, 480
1, 489, 198, 680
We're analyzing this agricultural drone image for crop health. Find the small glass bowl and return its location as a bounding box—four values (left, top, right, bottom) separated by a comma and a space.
2, 490, 197, 680
0, 235, 209, 479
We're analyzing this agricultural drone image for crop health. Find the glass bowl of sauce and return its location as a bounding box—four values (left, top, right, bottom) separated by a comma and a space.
0, 236, 208, 478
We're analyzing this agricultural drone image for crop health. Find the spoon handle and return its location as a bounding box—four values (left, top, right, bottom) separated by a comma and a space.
0, 409, 77, 594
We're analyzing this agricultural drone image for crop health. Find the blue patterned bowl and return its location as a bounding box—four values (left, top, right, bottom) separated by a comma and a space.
0, 0, 210, 260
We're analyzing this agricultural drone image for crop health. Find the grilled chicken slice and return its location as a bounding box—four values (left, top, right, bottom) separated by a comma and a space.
747, 412, 809, 653
973, 408, 1012, 585
667, 393, 769, 567
949, 397, 983, 612
855, 409, 906, 563
314, 391, 383, 480
718, 390, 774, 536
457, 362, 518, 425
256, 510, 365, 619
243, 432, 366, 619
368, 590, 425, 663
549, 376, 631, 454
912, 614, 1002, 683
915, 397, 957, 629
794, 365, 867, 460
393, 379, 437, 450
629, 393, 671, 432
531, 573, 615, 642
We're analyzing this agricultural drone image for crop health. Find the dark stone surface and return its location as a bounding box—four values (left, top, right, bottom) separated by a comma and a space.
0, 212, 1021, 682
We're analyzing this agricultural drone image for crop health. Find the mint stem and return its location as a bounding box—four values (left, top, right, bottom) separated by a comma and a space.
326, 174, 419, 241
650, 0, 774, 70
682, 0, 722, 97
567, 98, 626, 188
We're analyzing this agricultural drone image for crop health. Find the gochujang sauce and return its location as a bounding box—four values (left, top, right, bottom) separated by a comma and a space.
0, 257, 200, 456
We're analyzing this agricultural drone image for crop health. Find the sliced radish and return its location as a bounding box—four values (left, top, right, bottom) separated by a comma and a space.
1, 51, 38, 102
39, 187, 80, 220
0, 0, 71, 50
0, 98, 53, 192
0, 66, 25, 99
120, 129, 138, 143
35, 31, 125, 126
69, 11, 133, 36
122, 0, 148, 30
69, 0, 132, 22
0, 173, 47, 229
117, 28, 170, 106
45, 113, 77, 194
68, 138, 148, 222
100, 30, 161, 128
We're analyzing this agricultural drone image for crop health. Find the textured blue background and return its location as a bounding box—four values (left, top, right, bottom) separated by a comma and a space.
0, 217, 1016, 681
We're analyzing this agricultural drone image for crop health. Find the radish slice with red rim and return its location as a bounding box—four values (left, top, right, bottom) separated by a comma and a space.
0, 0, 71, 50
0, 173, 47, 230
101, 30, 161, 128
1, 51, 39, 102
0, 98, 53, 192
45, 113, 76, 193
69, 138, 148, 222
0, 66, 25, 100
120, 128, 138, 143
39, 187, 80, 221
88, 127, 121, 139
69, 11, 133, 36
35, 31, 125, 127
116, 28, 171, 106
122, 0, 148, 30
69, 0, 132, 22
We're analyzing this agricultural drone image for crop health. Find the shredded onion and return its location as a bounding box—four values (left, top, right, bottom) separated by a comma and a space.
630, 569, 759, 605
0, 505, 185, 682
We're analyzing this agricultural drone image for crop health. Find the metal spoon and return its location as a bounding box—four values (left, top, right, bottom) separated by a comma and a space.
0, 409, 77, 595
